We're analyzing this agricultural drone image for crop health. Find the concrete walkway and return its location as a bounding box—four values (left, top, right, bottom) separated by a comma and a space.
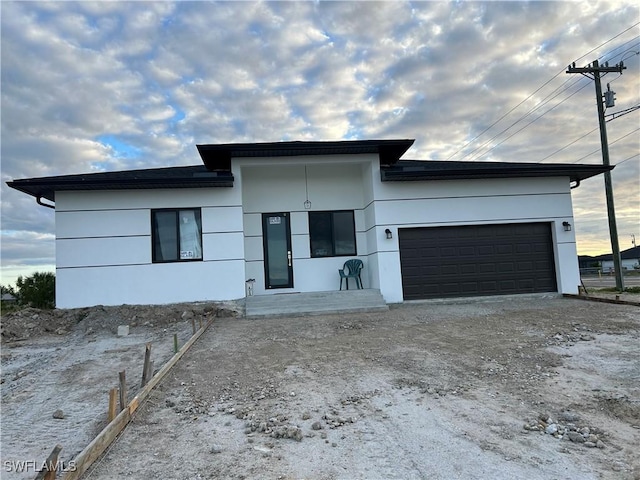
245, 289, 388, 318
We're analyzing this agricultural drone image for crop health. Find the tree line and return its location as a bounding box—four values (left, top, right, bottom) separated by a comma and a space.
1, 272, 55, 310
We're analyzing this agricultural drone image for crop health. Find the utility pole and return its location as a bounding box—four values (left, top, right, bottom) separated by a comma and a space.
567, 59, 626, 291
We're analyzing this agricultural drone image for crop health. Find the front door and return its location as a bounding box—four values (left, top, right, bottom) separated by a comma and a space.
262, 213, 293, 289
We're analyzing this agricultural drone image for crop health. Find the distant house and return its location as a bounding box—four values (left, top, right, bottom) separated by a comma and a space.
7, 139, 611, 309
598, 246, 640, 272
578, 254, 599, 270
1, 293, 17, 303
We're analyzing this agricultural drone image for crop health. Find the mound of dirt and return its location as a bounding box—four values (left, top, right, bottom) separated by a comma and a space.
0, 301, 242, 343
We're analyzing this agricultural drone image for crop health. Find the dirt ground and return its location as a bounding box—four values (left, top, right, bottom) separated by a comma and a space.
2, 295, 639, 480
0, 302, 239, 479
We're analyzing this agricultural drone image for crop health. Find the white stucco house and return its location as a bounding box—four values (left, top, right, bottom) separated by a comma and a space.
8, 139, 611, 309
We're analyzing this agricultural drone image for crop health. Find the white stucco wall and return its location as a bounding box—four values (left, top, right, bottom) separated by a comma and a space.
55, 188, 245, 308
238, 157, 372, 296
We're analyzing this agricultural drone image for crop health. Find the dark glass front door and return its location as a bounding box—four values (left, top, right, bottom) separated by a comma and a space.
262, 213, 293, 289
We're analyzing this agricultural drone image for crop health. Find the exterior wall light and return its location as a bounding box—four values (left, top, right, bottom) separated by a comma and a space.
303, 166, 311, 209
562, 221, 572, 232
385, 228, 393, 239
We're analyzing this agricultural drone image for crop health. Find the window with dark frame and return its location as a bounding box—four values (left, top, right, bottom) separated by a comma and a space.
152, 208, 203, 263
309, 210, 356, 258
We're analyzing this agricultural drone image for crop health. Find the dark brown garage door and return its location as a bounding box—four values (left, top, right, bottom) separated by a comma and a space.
399, 223, 557, 300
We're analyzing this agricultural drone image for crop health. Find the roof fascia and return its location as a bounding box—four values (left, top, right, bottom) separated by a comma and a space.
6, 172, 234, 202
380, 162, 613, 183
197, 139, 415, 170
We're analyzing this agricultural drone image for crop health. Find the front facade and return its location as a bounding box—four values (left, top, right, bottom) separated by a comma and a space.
8, 139, 611, 308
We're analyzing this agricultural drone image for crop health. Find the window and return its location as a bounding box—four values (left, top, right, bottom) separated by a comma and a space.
152, 209, 203, 263
309, 210, 356, 258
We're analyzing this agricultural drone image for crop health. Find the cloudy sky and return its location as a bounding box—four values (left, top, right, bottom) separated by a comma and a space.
1, 1, 639, 287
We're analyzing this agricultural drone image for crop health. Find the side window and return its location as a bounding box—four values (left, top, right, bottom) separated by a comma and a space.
152, 209, 202, 263
309, 210, 356, 258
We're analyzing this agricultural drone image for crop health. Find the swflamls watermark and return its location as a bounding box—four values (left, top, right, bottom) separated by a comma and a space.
3, 459, 77, 473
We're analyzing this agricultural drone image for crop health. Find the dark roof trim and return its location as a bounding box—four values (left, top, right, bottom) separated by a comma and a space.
589, 246, 640, 261
381, 160, 613, 184
7, 165, 233, 202
197, 139, 415, 170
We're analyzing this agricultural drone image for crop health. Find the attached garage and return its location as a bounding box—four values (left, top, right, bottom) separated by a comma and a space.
399, 222, 557, 300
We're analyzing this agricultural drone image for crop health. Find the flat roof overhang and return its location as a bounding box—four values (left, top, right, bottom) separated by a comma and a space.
381, 160, 613, 184
7, 165, 233, 202
197, 139, 415, 170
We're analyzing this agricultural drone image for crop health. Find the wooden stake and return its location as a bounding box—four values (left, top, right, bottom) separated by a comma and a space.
118, 371, 127, 412
141, 343, 152, 388
108, 388, 118, 422
35, 444, 62, 480
199, 318, 203, 329
62, 316, 216, 480
173, 333, 178, 353
191, 318, 196, 335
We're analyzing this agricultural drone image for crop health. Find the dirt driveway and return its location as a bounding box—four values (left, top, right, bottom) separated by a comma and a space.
77, 295, 638, 480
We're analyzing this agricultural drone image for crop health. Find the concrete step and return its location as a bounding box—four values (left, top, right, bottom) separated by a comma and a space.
245, 289, 388, 319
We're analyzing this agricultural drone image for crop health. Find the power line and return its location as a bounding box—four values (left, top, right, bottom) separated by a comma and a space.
614, 152, 639, 167
464, 33, 639, 162
606, 104, 640, 122
574, 22, 640, 65
531, 42, 640, 164
571, 127, 640, 163
456, 77, 585, 161
465, 81, 591, 162
447, 23, 640, 162
601, 37, 640, 64
537, 126, 599, 163
535, 106, 638, 163
444, 72, 567, 160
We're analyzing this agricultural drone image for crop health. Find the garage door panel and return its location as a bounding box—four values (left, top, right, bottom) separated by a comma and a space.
405, 285, 439, 296
477, 245, 494, 255
535, 260, 552, 269
399, 223, 557, 299
441, 283, 462, 294
478, 263, 496, 273
402, 267, 421, 277
440, 247, 458, 257
401, 247, 419, 258
517, 261, 534, 270
421, 266, 440, 276
460, 264, 477, 274
461, 283, 480, 293
498, 280, 517, 290
533, 243, 550, 253
537, 276, 556, 286
459, 246, 476, 256
476, 225, 496, 236
497, 262, 514, 272
423, 247, 439, 256
480, 280, 499, 291
517, 279, 535, 290
496, 244, 513, 254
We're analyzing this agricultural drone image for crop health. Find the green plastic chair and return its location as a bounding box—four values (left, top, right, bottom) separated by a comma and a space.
339, 259, 364, 290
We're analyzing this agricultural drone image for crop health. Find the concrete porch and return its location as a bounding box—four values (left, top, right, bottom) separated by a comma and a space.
245, 289, 389, 319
